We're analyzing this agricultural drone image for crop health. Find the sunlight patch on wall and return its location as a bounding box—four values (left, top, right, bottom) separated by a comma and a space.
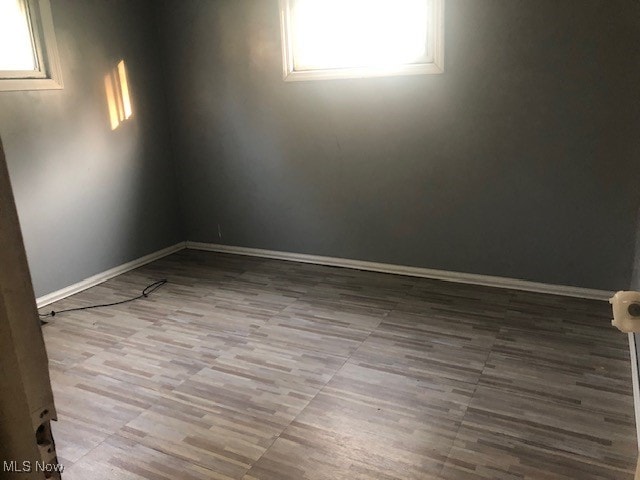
105, 60, 133, 130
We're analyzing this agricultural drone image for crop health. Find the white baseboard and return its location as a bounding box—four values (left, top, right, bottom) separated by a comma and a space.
36, 240, 613, 308
186, 241, 613, 301
627, 333, 640, 449
36, 242, 186, 308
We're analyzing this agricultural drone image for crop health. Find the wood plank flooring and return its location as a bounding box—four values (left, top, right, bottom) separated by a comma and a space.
40, 250, 637, 479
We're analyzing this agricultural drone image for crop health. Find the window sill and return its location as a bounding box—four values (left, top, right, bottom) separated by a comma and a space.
0, 77, 63, 92
283, 62, 444, 82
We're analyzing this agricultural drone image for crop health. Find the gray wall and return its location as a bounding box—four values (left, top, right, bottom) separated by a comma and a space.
4, 0, 640, 297
158, 0, 640, 291
0, 0, 183, 297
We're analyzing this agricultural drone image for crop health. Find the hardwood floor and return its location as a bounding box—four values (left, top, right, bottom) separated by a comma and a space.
41, 250, 637, 479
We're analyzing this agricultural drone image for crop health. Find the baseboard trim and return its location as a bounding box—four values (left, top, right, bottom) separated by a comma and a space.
627, 333, 640, 449
36, 240, 613, 308
36, 242, 186, 308
186, 242, 613, 301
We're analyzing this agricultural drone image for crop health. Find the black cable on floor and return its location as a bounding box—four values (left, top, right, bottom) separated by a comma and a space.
38, 279, 168, 319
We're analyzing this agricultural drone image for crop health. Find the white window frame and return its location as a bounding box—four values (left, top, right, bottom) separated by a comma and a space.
279, 0, 444, 82
0, 0, 63, 92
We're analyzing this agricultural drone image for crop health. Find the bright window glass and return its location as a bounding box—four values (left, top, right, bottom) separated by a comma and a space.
292, 0, 430, 71
280, 0, 444, 81
0, 0, 37, 71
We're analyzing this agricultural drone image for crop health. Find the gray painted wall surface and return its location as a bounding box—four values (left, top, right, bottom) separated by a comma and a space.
0, 0, 182, 297
158, 0, 640, 291
3, 0, 640, 297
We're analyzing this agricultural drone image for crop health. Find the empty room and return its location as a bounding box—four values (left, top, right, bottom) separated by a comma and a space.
2, 0, 640, 479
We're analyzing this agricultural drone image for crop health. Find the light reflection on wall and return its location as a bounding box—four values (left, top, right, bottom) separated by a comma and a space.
105, 60, 133, 130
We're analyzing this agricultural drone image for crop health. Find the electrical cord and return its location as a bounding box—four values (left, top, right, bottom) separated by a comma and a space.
38, 279, 167, 319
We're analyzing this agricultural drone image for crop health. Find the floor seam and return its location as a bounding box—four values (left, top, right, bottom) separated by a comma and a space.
436, 292, 514, 477
243, 307, 393, 477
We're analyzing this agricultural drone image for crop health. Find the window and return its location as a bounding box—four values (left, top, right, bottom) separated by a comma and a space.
0, 0, 63, 91
279, 0, 444, 81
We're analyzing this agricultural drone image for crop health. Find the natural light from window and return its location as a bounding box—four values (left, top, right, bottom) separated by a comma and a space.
292, 0, 429, 71
0, 0, 37, 71
280, 0, 443, 81
105, 60, 133, 131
